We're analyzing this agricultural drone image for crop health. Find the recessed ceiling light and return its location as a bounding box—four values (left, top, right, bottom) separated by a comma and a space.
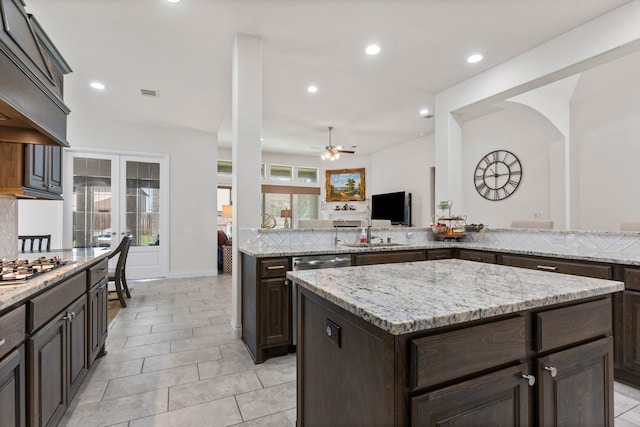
165, 0, 181, 3
307, 85, 318, 93
90, 82, 105, 90
365, 44, 381, 55
467, 54, 484, 64
419, 108, 429, 117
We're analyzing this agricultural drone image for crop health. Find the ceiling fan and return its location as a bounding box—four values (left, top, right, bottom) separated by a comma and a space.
321, 126, 355, 161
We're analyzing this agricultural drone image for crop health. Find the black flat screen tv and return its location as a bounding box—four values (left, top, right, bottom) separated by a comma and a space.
371, 191, 411, 226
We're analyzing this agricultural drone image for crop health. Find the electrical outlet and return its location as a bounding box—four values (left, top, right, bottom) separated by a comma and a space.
534, 211, 543, 219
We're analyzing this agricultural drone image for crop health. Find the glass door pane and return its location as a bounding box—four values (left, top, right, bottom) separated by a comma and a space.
125, 161, 161, 247
72, 157, 113, 248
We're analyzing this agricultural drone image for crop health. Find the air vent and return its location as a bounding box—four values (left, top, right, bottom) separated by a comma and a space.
140, 89, 159, 97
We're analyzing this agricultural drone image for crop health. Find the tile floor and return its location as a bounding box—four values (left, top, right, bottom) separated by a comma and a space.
60, 274, 640, 426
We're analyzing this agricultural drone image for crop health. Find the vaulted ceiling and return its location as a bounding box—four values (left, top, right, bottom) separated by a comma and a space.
26, 0, 631, 155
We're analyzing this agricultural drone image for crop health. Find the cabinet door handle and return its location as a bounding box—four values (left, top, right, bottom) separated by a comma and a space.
521, 374, 536, 386
537, 265, 557, 271
283, 279, 289, 286
63, 311, 76, 321
266, 265, 285, 270
0, 338, 5, 347
544, 366, 558, 377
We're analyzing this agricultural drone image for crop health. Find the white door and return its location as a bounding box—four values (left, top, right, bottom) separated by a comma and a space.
63, 150, 168, 279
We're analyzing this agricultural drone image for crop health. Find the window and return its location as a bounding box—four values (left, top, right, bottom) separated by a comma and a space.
261, 185, 321, 228
217, 160, 232, 176
270, 164, 292, 181
298, 167, 318, 183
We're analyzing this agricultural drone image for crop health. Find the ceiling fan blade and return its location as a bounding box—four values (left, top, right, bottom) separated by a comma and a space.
336, 149, 355, 154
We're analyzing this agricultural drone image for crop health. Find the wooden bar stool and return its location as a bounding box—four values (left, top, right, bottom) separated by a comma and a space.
108, 235, 132, 307
18, 234, 51, 252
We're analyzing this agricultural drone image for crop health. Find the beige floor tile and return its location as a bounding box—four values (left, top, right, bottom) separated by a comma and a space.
172, 310, 227, 323
150, 317, 213, 333
124, 328, 194, 348
170, 331, 239, 353
219, 341, 251, 359
231, 408, 296, 426
192, 322, 234, 337
109, 314, 174, 327
103, 364, 199, 400
104, 342, 171, 363
617, 381, 640, 401
235, 381, 296, 421
255, 355, 296, 387
616, 405, 640, 427
197, 354, 255, 380
68, 378, 108, 406
105, 337, 127, 352
616, 392, 640, 417
89, 358, 144, 382
169, 370, 262, 411
107, 325, 153, 339
60, 388, 168, 427
143, 346, 222, 373
130, 396, 242, 427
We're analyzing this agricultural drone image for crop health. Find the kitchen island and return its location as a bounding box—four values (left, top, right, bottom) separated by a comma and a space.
287, 259, 624, 426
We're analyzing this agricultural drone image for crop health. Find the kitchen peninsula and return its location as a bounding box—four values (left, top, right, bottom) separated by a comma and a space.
287, 259, 623, 426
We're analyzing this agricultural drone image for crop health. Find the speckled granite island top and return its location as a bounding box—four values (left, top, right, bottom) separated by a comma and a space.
0, 248, 110, 312
286, 259, 624, 335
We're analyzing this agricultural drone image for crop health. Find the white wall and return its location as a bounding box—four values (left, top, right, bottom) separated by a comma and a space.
370, 134, 434, 227
20, 117, 218, 278
18, 200, 64, 249
460, 107, 564, 228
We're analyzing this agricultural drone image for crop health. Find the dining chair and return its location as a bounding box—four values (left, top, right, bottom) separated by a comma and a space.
18, 234, 51, 252
108, 235, 133, 307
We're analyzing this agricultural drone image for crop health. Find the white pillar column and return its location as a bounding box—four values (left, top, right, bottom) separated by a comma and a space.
231, 34, 262, 335
434, 110, 463, 211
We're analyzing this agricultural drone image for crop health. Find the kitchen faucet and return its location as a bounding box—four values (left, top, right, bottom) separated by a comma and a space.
334, 218, 348, 245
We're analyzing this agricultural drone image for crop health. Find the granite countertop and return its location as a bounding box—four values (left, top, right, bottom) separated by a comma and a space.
240, 238, 640, 266
0, 248, 111, 312
286, 259, 624, 335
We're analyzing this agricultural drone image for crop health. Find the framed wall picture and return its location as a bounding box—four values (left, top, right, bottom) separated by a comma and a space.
325, 168, 365, 202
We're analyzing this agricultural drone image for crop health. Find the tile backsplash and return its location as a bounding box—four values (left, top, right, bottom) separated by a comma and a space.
0, 196, 18, 259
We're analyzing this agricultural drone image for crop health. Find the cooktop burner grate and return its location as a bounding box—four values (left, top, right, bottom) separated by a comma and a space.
0, 256, 69, 285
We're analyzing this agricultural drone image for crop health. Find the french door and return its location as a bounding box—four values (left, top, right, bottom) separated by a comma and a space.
63, 150, 168, 279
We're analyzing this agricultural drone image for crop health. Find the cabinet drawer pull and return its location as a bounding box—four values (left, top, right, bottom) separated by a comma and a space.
537, 265, 557, 271
283, 279, 289, 286
0, 338, 5, 347
521, 374, 536, 386
544, 366, 558, 377
266, 265, 285, 270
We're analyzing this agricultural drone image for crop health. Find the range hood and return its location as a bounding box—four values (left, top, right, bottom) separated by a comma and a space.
0, 0, 71, 147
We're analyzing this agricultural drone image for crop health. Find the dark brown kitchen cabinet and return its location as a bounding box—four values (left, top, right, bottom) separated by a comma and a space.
66, 295, 88, 402
500, 253, 613, 279
88, 276, 108, 365
259, 277, 290, 348
410, 364, 531, 426
297, 285, 614, 426
0, 143, 63, 199
28, 313, 67, 427
241, 254, 292, 363
621, 289, 640, 375
28, 294, 88, 427
0, 345, 26, 427
537, 337, 614, 426
426, 248, 454, 260
25, 144, 63, 196
457, 249, 496, 263
352, 249, 426, 266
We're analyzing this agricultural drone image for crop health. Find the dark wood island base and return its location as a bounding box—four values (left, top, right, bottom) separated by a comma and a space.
296, 285, 616, 426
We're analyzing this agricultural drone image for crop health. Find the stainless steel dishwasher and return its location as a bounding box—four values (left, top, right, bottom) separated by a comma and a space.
291, 254, 352, 346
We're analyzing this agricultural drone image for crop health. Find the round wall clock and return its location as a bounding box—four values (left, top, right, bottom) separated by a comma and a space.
474, 150, 522, 201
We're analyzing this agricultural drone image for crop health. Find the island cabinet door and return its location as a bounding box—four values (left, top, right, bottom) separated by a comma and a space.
0, 345, 26, 427
537, 337, 614, 427
259, 278, 290, 348
410, 364, 532, 427
622, 288, 640, 374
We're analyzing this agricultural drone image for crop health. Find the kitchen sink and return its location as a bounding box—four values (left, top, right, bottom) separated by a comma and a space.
340, 242, 404, 248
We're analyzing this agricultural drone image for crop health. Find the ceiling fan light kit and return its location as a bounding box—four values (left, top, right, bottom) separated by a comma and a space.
321, 126, 355, 160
